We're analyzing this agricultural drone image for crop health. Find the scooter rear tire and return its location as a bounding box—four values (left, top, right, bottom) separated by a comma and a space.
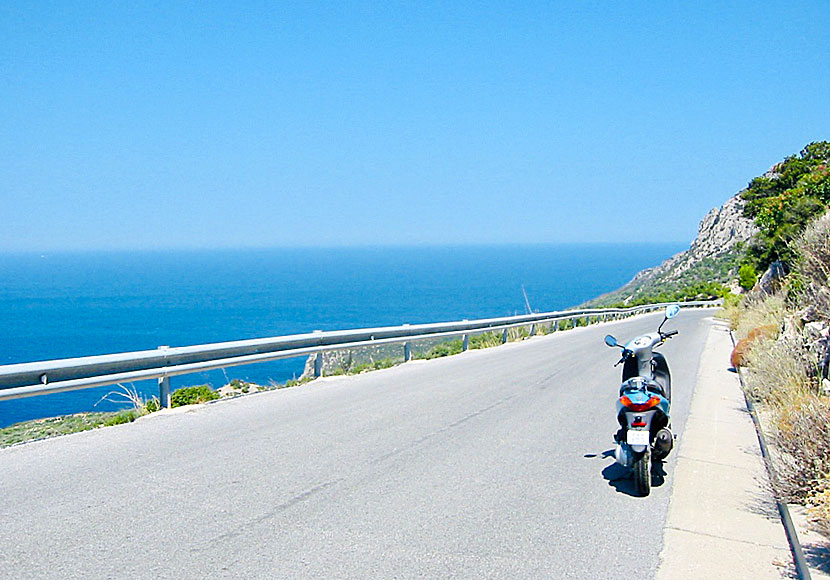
633, 449, 651, 496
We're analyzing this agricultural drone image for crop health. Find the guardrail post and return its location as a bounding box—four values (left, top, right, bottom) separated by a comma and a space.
553, 320, 559, 332
157, 345, 171, 408
314, 352, 323, 378
530, 323, 536, 337
401, 324, 412, 362
502, 328, 509, 343
462, 334, 470, 351
158, 375, 171, 408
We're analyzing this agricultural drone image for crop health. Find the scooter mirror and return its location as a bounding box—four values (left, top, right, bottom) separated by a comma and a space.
604, 335, 618, 347
665, 304, 680, 319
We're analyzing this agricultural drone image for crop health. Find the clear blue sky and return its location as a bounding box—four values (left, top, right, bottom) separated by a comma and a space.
2, 1, 828, 251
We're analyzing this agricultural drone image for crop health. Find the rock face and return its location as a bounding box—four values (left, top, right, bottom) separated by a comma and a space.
652, 193, 757, 282
757, 261, 788, 295
589, 192, 758, 305
692, 194, 757, 262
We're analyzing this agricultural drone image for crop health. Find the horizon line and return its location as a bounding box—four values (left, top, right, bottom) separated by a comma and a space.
0, 240, 690, 256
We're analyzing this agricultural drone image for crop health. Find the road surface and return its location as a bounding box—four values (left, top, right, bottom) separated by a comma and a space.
0, 309, 714, 579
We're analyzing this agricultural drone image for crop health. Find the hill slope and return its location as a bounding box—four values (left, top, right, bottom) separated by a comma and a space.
586, 193, 757, 306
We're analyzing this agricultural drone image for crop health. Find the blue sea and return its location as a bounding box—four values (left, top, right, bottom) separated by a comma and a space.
0, 244, 682, 427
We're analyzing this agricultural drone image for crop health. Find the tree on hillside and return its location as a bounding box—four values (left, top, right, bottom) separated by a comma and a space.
742, 141, 830, 270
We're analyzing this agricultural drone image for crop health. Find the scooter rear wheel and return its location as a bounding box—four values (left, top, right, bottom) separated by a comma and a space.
633, 449, 651, 496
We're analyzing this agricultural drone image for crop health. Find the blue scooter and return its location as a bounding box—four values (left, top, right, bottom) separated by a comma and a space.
604, 304, 679, 496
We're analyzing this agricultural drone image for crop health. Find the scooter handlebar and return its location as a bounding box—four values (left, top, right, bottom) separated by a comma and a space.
664, 330, 679, 337
614, 348, 633, 366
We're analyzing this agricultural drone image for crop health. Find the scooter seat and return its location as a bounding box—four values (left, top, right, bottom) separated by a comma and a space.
646, 379, 668, 398
619, 377, 667, 399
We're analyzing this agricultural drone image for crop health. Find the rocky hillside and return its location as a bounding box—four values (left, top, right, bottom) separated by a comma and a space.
587, 193, 758, 306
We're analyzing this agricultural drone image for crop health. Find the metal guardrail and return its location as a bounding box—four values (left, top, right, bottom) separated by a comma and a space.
0, 300, 720, 406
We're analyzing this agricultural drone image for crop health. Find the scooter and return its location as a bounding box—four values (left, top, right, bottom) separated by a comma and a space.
604, 304, 680, 496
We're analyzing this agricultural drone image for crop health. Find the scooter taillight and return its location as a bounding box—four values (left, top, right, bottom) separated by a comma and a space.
620, 395, 661, 412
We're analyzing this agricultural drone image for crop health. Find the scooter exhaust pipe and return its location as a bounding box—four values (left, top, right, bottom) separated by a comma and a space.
653, 428, 673, 459
615, 443, 633, 468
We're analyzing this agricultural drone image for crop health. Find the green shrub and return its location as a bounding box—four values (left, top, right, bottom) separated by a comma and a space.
350, 358, 398, 373
282, 376, 313, 389
738, 263, 757, 291
171, 384, 220, 407
417, 340, 464, 359
470, 331, 502, 348
103, 410, 137, 426
742, 141, 830, 271
507, 326, 531, 340
229, 379, 251, 393
0, 413, 115, 447
144, 397, 161, 413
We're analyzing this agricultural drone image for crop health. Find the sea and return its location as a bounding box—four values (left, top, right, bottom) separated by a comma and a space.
0, 244, 683, 427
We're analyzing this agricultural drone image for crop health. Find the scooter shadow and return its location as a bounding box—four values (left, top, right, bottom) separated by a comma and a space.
600, 450, 667, 497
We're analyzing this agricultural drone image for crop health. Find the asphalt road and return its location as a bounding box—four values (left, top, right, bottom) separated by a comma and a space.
0, 309, 714, 579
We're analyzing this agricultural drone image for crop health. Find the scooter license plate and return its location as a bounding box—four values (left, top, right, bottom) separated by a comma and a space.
627, 429, 650, 446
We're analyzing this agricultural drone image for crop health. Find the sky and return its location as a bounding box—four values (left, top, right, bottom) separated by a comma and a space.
1, 1, 829, 251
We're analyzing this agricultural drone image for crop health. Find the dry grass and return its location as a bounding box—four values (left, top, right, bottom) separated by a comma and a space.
744, 336, 813, 403
808, 483, 830, 535
95, 383, 159, 415
716, 212, 830, 524
734, 294, 787, 340
507, 326, 530, 341
739, 292, 830, 511
770, 386, 830, 502
745, 335, 830, 506
470, 331, 503, 349
797, 212, 830, 321
718, 294, 746, 330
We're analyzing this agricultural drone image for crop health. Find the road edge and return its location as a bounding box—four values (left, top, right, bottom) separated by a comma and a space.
654, 316, 793, 579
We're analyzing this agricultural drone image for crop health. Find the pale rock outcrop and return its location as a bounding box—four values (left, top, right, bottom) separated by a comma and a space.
589, 192, 759, 305
645, 194, 757, 283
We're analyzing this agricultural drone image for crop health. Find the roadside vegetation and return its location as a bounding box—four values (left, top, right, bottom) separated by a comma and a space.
741, 141, 830, 272
3, 382, 226, 448
587, 248, 743, 308
312, 323, 557, 375
0, 412, 134, 447
721, 142, 830, 533
603, 280, 730, 308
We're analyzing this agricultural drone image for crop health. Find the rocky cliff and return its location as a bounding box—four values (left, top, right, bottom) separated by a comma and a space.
588, 193, 758, 305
